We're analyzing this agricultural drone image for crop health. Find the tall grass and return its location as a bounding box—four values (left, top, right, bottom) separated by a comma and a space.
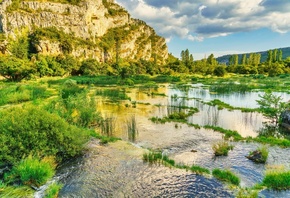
8, 156, 56, 187
100, 116, 116, 137
127, 115, 138, 142
44, 182, 63, 198
262, 168, 290, 190
212, 141, 234, 156
212, 168, 240, 186
96, 88, 130, 101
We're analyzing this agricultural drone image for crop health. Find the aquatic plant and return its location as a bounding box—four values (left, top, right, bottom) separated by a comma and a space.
190, 165, 210, 175
100, 116, 116, 137
204, 125, 243, 141
96, 88, 130, 101
262, 168, 290, 190
127, 115, 138, 142
247, 145, 268, 163
44, 182, 63, 198
212, 168, 240, 186
212, 141, 234, 156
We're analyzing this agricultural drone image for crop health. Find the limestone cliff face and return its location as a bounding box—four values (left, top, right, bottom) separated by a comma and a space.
0, 0, 168, 63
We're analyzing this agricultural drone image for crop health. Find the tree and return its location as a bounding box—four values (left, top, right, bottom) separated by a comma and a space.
0, 56, 34, 81
214, 65, 227, 77
256, 92, 290, 125
242, 54, 247, 66
267, 50, 273, 65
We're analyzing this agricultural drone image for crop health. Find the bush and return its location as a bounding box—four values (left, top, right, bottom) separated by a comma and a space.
8, 156, 55, 187
212, 168, 240, 186
0, 106, 90, 164
212, 141, 234, 156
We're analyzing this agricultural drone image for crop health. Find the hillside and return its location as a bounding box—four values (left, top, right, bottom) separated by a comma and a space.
0, 0, 168, 64
216, 47, 290, 65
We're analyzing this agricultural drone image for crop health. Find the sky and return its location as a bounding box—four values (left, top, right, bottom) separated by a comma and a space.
115, 0, 290, 60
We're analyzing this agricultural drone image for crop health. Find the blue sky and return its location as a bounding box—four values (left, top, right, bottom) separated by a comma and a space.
116, 0, 290, 60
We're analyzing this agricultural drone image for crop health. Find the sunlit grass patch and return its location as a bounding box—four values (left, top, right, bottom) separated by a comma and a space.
212, 168, 240, 186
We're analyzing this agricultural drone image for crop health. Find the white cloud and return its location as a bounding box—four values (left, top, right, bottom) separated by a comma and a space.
116, 0, 290, 41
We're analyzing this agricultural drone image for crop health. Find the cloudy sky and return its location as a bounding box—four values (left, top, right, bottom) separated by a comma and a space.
115, 0, 290, 60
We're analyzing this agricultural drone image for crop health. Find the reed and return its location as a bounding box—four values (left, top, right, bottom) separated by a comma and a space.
127, 115, 138, 142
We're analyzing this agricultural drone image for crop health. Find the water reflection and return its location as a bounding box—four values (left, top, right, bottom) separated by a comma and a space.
58, 84, 290, 197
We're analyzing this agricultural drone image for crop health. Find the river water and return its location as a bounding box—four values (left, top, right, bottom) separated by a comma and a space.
55, 84, 290, 197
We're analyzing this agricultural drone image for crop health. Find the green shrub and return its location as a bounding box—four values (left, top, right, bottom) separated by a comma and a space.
9, 156, 55, 187
212, 141, 234, 156
212, 168, 240, 186
60, 79, 84, 99
262, 169, 290, 190
0, 106, 90, 164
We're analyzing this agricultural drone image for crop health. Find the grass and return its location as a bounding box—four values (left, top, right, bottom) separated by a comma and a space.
0, 186, 34, 198
247, 145, 269, 163
127, 115, 138, 142
262, 168, 290, 190
100, 116, 116, 137
190, 165, 210, 175
8, 156, 56, 187
143, 150, 210, 175
212, 168, 240, 186
44, 182, 63, 198
212, 141, 234, 156
204, 99, 258, 112
204, 125, 243, 141
96, 88, 130, 101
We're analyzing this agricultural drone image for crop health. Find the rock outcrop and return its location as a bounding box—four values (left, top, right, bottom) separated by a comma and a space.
0, 0, 168, 63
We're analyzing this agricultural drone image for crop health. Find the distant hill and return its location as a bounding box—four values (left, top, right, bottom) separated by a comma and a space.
216, 47, 290, 65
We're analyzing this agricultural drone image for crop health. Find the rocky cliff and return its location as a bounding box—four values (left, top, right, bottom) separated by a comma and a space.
0, 0, 168, 63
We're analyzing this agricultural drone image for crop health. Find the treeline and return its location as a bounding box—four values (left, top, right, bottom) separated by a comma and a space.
1, 26, 290, 81
165, 49, 290, 77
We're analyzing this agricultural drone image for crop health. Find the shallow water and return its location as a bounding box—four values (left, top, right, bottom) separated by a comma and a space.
54, 84, 290, 197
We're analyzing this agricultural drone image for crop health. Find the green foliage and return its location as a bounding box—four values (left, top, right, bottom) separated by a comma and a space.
60, 79, 84, 99
257, 92, 290, 124
8, 156, 55, 187
96, 88, 130, 101
213, 65, 227, 77
0, 106, 90, 164
44, 182, 63, 198
212, 168, 240, 186
209, 82, 251, 94
262, 169, 290, 190
0, 186, 34, 198
212, 141, 234, 156
79, 59, 100, 76
9, 34, 29, 59
0, 84, 50, 106
0, 56, 34, 81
